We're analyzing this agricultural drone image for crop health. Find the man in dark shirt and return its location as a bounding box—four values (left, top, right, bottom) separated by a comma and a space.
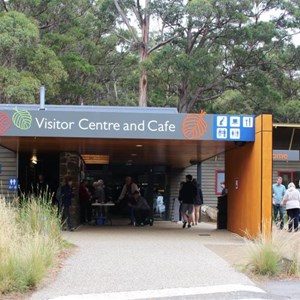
180, 174, 197, 228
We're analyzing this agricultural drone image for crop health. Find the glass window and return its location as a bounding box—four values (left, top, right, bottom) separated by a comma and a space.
293, 172, 300, 189
278, 171, 292, 188
216, 170, 225, 195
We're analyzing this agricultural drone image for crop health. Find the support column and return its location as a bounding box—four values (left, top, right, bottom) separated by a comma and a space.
225, 114, 273, 238
59, 152, 81, 227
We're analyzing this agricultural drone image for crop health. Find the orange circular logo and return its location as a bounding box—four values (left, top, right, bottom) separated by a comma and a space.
182, 111, 207, 139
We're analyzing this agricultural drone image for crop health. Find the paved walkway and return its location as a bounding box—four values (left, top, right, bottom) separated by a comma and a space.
30, 221, 264, 300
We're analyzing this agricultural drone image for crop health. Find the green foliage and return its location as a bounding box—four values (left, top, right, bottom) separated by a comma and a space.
278, 99, 300, 123
0, 11, 39, 62
0, 194, 63, 294
0, 11, 67, 103
1, 0, 300, 120
211, 91, 253, 115
244, 229, 300, 278
249, 242, 281, 276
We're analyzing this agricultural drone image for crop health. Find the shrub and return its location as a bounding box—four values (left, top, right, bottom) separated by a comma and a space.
244, 228, 300, 277
0, 193, 63, 294
247, 240, 281, 276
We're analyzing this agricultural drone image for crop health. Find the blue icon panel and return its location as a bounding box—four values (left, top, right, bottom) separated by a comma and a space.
8, 178, 18, 191
214, 115, 255, 141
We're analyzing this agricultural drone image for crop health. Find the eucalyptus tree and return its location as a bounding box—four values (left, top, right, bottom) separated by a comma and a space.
147, 0, 300, 113
0, 0, 127, 105
0, 10, 67, 103
113, 0, 180, 107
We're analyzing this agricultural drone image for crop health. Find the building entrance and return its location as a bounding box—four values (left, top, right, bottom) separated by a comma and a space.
85, 164, 169, 221
18, 152, 60, 197
0, 104, 272, 237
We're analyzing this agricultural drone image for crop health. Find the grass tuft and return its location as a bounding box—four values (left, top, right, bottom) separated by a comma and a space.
0, 192, 63, 294
243, 226, 300, 278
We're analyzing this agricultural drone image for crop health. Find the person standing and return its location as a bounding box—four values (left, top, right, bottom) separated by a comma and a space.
79, 180, 92, 224
180, 174, 197, 229
281, 182, 300, 232
93, 180, 106, 203
118, 176, 139, 225
192, 178, 204, 225
61, 176, 74, 231
272, 176, 286, 230
221, 182, 227, 196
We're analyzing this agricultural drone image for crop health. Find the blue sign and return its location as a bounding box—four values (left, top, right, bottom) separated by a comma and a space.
213, 115, 255, 141
8, 178, 18, 191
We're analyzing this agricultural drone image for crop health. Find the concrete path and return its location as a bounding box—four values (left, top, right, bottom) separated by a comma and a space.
30, 221, 264, 300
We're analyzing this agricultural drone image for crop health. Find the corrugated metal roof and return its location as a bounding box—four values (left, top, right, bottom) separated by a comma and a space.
0, 104, 178, 114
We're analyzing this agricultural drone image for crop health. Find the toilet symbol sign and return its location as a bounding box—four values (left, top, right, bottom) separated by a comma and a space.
8, 178, 18, 191
213, 115, 255, 141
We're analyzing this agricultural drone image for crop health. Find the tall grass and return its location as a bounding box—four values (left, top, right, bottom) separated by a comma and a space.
244, 226, 300, 277
0, 192, 63, 294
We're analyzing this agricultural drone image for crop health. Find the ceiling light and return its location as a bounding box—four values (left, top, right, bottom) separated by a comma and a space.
136, 144, 143, 147
31, 155, 37, 164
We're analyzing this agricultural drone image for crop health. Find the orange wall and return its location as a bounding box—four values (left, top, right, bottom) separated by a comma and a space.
225, 115, 273, 238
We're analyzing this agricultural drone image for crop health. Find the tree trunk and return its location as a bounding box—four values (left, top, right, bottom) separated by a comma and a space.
139, 69, 148, 107
138, 0, 149, 107
139, 42, 148, 107
178, 81, 189, 113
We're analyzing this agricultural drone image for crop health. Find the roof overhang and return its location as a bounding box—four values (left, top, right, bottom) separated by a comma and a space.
273, 123, 300, 150
0, 105, 256, 168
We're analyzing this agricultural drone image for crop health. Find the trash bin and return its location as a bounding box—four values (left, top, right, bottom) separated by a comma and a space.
96, 216, 106, 225
217, 195, 227, 229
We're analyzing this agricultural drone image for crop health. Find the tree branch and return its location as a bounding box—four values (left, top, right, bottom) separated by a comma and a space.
132, 0, 143, 27
39, 21, 58, 30
148, 35, 178, 55
113, 0, 139, 43
1, 0, 8, 12
115, 33, 132, 44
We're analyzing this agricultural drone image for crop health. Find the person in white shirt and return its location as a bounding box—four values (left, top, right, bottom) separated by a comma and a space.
281, 182, 300, 232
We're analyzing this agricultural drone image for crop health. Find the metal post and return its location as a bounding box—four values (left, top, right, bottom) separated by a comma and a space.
39, 85, 45, 110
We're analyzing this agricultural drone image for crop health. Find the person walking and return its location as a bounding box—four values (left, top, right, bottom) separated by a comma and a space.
281, 182, 300, 232
272, 176, 286, 230
180, 174, 197, 229
192, 178, 204, 225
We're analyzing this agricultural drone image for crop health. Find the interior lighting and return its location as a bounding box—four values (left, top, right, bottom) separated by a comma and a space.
81, 154, 109, 164
31, 155, 38, 164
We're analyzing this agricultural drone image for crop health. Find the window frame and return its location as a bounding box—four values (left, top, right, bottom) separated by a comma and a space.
215, 169, 225, 195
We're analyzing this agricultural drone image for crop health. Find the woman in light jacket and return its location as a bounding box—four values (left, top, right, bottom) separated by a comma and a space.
281, 182, 300, 232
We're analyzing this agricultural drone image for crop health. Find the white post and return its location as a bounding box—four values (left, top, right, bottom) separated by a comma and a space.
39, 85, 45, 110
